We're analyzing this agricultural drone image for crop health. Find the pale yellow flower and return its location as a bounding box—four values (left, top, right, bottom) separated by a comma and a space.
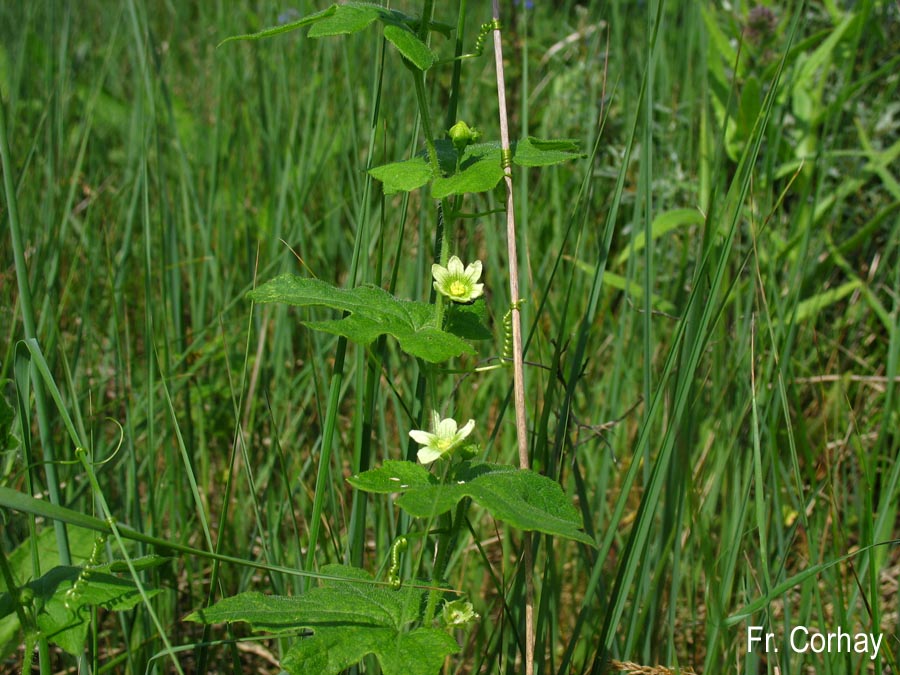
432, 256, 484, 303
441, 599, 480, 627
408, 411, 475, 464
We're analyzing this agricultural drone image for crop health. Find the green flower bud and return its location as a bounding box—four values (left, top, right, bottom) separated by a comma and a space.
448, 121, 479, 152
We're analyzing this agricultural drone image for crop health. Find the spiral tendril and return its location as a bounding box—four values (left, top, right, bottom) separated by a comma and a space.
387, 536, 408, 590
473, 19, 502, 56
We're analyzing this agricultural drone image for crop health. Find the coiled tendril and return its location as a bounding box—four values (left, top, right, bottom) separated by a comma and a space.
387, 537, 408, 590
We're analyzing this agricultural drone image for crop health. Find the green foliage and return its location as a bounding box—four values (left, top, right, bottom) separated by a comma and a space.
368, 156, 433, 195
444, 299, 492, 341
221, 3, 436, 71
2, 1, 897, 673
350, 461, 597, 546
614, 208, 705, 266
431, 150, 507, 199
369, 137, 584, 196
0, 528, 166, 658
381, 24, 436, 71
511, 137, 584, 167
248, 275, 479, 363
187, 564, 458, 675
0, 386, 17, 452
306, 5, 383, 37
217, 6, 337, 45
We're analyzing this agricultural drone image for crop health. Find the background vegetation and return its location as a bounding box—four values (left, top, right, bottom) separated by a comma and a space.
1, 0, 898, 673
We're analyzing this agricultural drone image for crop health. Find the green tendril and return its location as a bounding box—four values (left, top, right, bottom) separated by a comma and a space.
387, 536, 409, 590
502, 300, 525, 363
64, 534, 108, 610
473, 19, 502, 56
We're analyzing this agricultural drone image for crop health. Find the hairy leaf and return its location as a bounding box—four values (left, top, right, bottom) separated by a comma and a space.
369, 138, 582, 196
217, 6, 337, 46
249, 276, 475, 363
383, 24, 435, 70
431, 156, 506, 199
445, 299, 492, 341
221, 4, 435, 71
512, 137, 584, 167
347, 460, 437, 493
368, 157, 434, 195
0, 528, 165, 659
351, 462, 596, 546
187, 564, 458, 675
0, 562, 162, 656
307, 4, 381, 37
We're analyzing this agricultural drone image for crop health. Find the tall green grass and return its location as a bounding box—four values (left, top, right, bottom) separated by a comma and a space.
1, 1, 898, 674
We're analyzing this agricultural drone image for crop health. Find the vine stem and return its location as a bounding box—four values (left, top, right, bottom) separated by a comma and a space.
490, 4, 534, 674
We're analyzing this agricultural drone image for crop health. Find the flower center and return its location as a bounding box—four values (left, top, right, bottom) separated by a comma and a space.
435, 437, 455, 451
448, 279, 468, 297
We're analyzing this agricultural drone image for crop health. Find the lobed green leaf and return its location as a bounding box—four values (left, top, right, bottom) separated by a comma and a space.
352, 462, 597, 546
0, 528, 167, 659
369, 137, 583, 197
307, 4, 382, 37
217, 7, 337, 46
220, 4, 435, 71
444, 299, 492, 341
368, 157, 434, 195
0, 564, 157, 656
188, 564, 458, 675
512, 136, 585, 167
431, 157, 506, 199
348, 460, 437, 493
248, 276, 475, 363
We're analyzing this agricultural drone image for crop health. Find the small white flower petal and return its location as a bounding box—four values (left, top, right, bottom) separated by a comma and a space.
409, 429, 435, 446
436, 417, 458, 437
417, 447, 443, 464
431, 263, 450, 285
409, 411, 477, 465
431, 256, 485, 303
457, 419, 475, 441
464, 260, 483, 281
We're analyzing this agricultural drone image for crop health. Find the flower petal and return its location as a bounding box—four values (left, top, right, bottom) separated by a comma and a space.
464, 260, 483, 282
436, 416, 458, 437
457, 419, 475, 441
431, 263, 449, 285
447, 256, 464, 275
417, 447, 443, 464
409, 430, 435, 446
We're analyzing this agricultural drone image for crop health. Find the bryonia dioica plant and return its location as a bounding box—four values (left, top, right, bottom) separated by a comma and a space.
184, 3, 593, 675
0, 3, 591, 674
